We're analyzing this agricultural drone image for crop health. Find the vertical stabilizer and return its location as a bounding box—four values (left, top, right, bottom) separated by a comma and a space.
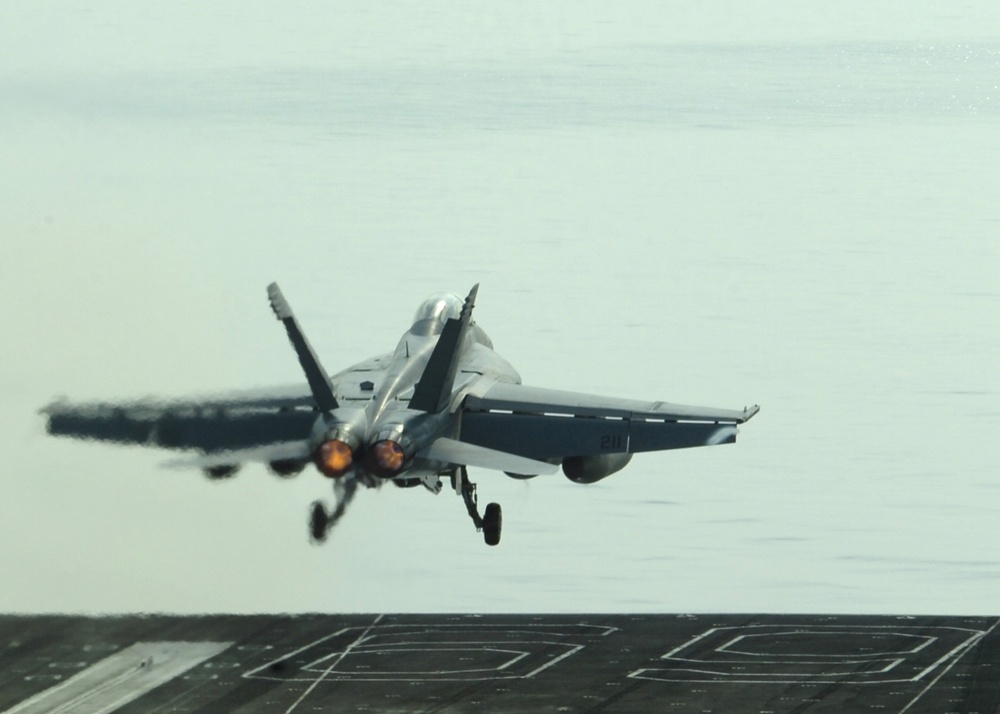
409, 284, 479, 412
267, 282, 340, 413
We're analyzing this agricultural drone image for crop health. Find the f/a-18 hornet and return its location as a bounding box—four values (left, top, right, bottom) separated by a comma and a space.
43, 284, 760, 545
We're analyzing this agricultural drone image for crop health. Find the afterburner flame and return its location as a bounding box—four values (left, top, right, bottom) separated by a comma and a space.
370, 440, 406, 477
317, 439, 353, 478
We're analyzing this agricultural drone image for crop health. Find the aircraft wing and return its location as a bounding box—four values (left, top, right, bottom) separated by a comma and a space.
458, 382, 759, 462
41, 388, 317, 454
41, 352, 393, 455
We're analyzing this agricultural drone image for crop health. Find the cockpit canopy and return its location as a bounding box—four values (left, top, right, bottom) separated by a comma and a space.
411, 293, 463, 335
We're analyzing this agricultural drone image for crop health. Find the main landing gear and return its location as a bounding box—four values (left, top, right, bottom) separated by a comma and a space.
455, 466, 502, 546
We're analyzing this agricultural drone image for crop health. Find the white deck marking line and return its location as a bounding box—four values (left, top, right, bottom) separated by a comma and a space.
641, 658, 905, 678
911, 626, 988, 682
274, 641, 578, 681
662, 625, 979, 660
524, 645, 585, 678
496, 651, 532, 671
301, 647, 530, 676
718, 635, 745, 651
661, 628, 719, 659
2, 641, 231, 714
909, 635, 936, 653
898, 617, 999, 714
242, 628, 351, 679
633, 623, 989, 686
284, 614, 384, 714
245, 622, 613, 684
307, 623, 618, 637
718, 631, 937, 657
304, 643, 529, 669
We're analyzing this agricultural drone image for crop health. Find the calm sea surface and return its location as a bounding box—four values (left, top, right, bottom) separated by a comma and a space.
2, 6, 999, 614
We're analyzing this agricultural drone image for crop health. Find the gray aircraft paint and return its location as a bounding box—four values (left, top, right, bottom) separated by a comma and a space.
42, 283, 758, 544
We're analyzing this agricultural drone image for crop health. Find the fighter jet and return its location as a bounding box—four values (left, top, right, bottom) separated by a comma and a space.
42, 284, 759, 546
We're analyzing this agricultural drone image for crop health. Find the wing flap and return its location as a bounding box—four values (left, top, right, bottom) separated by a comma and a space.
458, 383, 758, 461
459, 412, 738, 460
464, 382, 759, 424
459, 412, 629, 460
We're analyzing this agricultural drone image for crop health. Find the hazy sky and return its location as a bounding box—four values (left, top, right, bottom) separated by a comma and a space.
2, 2, 999, 615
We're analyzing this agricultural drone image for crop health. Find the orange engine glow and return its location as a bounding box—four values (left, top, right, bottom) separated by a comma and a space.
316, 439, 353, 478
370, 440, 406, 477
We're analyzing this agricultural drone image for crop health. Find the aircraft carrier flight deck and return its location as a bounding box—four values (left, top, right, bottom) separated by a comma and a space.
1, 613, 997, 713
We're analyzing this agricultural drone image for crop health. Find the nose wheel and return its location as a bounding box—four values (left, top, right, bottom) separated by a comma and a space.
308, 476, 360, 544
309, 501, 329, 543
456, 466, 503, 546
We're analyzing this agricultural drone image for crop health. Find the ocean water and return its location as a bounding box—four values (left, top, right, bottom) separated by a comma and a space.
2, 4, 999, 615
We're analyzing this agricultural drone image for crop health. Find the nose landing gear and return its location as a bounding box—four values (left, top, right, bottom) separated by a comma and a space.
309, 501, 330, 543
455, 466, 502, 546
308, 476, 360, 544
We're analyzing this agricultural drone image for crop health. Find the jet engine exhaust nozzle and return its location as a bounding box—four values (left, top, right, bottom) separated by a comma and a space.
316, 439, 354, 478
368, 440, 407, 478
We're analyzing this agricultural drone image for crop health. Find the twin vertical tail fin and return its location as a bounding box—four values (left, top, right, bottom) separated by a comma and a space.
408, 284, 479, 413
268, 282, 340, 413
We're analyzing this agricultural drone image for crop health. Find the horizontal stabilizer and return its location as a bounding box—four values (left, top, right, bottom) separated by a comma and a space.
162, 440, 311, 470
419, 437, 559, 475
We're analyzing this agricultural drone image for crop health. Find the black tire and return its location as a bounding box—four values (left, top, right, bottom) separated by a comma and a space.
483, 502, 502, 546
204, 464, 239, 480
309, 502, 328, 543
268, 459, 305, 478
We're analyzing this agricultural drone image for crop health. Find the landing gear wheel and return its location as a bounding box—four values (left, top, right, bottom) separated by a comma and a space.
483, 502, 502, 546
309, 501, 329, 543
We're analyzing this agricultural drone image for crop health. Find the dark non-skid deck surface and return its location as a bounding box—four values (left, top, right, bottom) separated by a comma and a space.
1, 614, 997, 713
